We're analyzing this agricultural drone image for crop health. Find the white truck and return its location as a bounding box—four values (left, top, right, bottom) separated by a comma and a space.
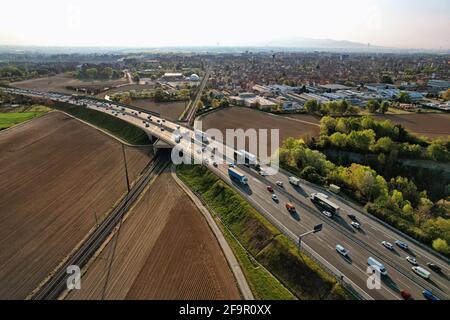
329, 184, 341, 194
289, 176, 301, 186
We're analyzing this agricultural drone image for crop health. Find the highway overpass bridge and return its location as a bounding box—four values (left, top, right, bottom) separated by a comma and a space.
2, 86, 449, 301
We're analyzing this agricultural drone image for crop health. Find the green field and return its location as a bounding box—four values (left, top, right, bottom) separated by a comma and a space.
0, 106, 51, 129
176, 164, 352, 300
53, 101, 150, 145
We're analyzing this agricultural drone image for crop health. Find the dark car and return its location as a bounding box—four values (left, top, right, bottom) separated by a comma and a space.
400, 290, 413, 300
422, 290, 439, 300
348, 214, 357, 221
426, 263, 442, 273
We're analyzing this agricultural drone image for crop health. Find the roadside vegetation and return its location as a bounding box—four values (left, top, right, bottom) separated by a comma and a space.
71, 64, 123, 81
52, 101, 150, 145
305, 99, 360, 116
279, 133, 450, 257
111, 86, 192, 105
176, 164, 352, 300
313, 116, 450, 200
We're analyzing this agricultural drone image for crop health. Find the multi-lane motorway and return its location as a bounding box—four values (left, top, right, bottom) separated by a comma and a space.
2, 86, 449, 300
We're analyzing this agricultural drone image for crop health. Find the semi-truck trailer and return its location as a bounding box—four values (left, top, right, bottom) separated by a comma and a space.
228, 168, 248, 185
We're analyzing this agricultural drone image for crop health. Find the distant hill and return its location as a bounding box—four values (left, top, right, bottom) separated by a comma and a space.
260, 37, 379, 50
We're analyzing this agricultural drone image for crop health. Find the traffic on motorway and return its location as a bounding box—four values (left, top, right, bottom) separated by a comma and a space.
2, 86, 448, 301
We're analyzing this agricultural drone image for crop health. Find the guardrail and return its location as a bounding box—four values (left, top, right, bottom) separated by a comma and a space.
184, 167, 365, 300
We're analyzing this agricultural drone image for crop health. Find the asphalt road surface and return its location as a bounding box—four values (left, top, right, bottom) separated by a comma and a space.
4, 87, 449, 300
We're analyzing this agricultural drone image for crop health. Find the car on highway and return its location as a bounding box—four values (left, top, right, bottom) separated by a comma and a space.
145, 123, 149, 128
213, 162, 218, 168
260, 170, 268, 177
426, 263, 442, 273
395, 240, 409, 250
176, 125, 180, 130
228, 163, 236, 168
286, 203, 296, 213
400, 290, 413, 300
335, 244, 349, 257
347, 214, 357, 221
271, 194, 279, 202
406, 256, 418, 265
160, 127, 164, 131
322, 210, 333, 218
422, 290, 439, 300
276, 181, 284, 188
412, 266, 431, 279
351, 221, 361, 229
382, 241, 394, 250
266, 186, 274, 193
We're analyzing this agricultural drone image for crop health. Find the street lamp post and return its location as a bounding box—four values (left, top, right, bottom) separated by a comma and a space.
298, 224, 323, 250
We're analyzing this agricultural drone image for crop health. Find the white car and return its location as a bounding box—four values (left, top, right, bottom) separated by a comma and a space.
382, 241, 394, 250
260, 170, 268, 177
271, 194, 279, 202
336, 244, 349, 257
276, 181, 284, 188
351, 221, 361, 229
406, 256, 418, 265
322, 210, 333, 218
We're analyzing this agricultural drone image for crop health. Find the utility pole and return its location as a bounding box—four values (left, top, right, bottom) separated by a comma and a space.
122, 144, 130, 193
298, 224, 323, 250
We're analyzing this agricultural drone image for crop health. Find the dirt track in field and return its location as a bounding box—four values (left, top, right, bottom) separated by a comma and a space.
0, 112, 151, 299
199, 107, 320, 154
66, 169, 241, 300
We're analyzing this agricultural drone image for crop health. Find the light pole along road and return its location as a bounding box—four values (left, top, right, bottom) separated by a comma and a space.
3, 87, 449, 300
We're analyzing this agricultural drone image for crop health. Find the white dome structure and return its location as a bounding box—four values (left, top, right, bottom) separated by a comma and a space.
190, 74, 200, 81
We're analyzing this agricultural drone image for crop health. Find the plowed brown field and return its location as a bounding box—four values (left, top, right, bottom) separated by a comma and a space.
374, 113, 450, 139
0, 112, 151, 299
200, 107, 320, 154
66, 169, 241, 300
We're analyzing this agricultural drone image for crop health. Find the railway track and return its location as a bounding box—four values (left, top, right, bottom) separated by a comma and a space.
180, 66, 211, 125
31, 151, 170, 300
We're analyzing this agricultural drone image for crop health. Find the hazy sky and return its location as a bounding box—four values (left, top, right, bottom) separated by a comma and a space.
1, 0, 449, 49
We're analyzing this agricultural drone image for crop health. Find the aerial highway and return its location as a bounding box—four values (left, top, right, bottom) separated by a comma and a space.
2, 86, 449, 300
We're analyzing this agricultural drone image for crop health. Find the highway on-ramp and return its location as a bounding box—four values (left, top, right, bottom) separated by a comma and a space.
3, 86, 449, 300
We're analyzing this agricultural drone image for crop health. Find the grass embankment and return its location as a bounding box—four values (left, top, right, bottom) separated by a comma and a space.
0, 105, 51, 130
177, 164, 352, 300
53, 102, 150, 145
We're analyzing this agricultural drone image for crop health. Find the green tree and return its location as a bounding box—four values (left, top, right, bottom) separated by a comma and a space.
366, 99, 380, 113
329, 132, 347, 149
427, 142, 450, 162
397, 92, 411, 104
347, 129, 376, 152
381, 74, 394, 84
372, 137, 394, 153
86, 68, 98, 79
101, 67, 113, 79
380, 100, 390, 114
432, 238, 450, 255
305, 100, 319, 114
